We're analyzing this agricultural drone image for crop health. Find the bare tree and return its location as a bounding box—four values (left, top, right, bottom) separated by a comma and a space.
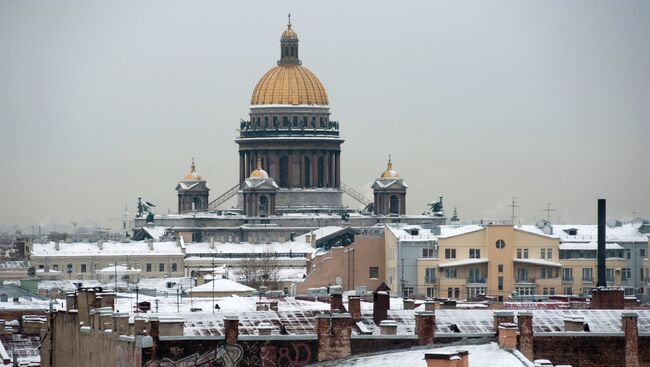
233, 247, 280, 290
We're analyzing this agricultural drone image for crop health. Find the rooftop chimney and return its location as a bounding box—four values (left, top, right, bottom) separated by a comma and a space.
597, 199, 606, 288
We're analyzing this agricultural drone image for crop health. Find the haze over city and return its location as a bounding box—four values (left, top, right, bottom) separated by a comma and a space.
1, 1, 649, 230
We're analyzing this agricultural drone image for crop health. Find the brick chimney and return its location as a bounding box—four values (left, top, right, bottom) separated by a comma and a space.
224, 315, 239, 346
379, 320, 397, 335
415, 311, 435, 345
373, 291, 389, 325
564, 316, 586, 332
317, 313, 352, 362
493, 311, 514, 337
497, 323, 518, 350
623, 312, 639, 367
330, 285, 344, 312
517, 311, 533, 361
348, 296, 361, 321
403, 298, 415, 310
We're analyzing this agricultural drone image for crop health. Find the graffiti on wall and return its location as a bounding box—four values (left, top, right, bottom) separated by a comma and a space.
143, 344, 243, 367
260, 342, 312, 367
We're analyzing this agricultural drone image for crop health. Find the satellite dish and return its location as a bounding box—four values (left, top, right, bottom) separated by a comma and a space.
542, 225, 553, 235
631, 217, 645, 230
536, 219, 548, 229
335, 276, 343, 285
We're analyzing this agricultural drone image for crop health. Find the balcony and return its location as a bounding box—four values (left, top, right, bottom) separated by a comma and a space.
562, 277, 574, 284
516, 277, 536, 285
467, 277, 487, 286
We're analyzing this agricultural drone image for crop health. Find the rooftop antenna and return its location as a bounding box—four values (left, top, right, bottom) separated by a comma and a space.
510, 196, 519, 224
542, 202, 556, 222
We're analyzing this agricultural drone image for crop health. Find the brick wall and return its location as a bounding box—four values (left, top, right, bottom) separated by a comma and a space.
533, 336, 650, 367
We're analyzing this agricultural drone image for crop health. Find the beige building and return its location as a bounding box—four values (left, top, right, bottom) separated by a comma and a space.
412, 224, 632, 301
297, 234, 385, 294
30, 240, 186, 281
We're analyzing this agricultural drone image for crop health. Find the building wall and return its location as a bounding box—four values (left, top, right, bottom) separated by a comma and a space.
30, 254, 185, 280
296, 235, 384, 294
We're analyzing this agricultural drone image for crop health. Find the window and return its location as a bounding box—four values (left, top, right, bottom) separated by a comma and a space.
425, 268, 436, 283
468, 268, 481, 283
444, 268, 457, 278
543, 287, 549, 295
641, 248, 646, 257
171, 263, 177, 273
469, 249, 481, 259
445, 248, 456, 259
517, 268, 529, 282
605, 268, 614, 282
402, 287, 413, 298
146, 263, 152, 272
159, 263, 165, 272
498, 276, 504, 291
547, 248, 553, 259
627, 249, 632, 259
541, 267, 549, 279
562, 268, 573, 281
426, 287, 436, 298
52, 265, 59, 271
369, 267, 379, 279
550, 287, 556, 295
517, 249, 522, 259
523, 249, 529, 259
422, 248, 435, 258
80, 264, 87, 273
622, 268, 631, 280
495, 239, 506, 249
582, 268, 593, 282
498, 264, 504, 273
564, 287, 572, 295
541, 249, 546, 259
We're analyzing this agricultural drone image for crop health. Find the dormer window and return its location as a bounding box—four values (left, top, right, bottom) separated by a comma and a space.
564, 228, 578, 236
409, 229, 419, 236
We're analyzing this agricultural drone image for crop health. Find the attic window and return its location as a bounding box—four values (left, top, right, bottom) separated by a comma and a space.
409, 229, 419, 236
564, 228, 578, 236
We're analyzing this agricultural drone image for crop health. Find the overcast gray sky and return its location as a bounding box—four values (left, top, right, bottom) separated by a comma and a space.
1, 1, 649, 231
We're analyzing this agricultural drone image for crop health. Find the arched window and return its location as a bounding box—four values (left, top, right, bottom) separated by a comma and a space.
290, 45, 295, 57
259, 196, 269, 217
279, 156, 289, 187
192, 197, 201, 211
304, 156, 311, 187
389, 195, 399, 214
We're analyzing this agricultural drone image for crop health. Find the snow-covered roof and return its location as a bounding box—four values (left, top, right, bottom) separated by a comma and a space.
96, 265, 141, 273
513, 258, 562, 267
438, 258, 489, 268
295, 226, 346, 243
187, 279, 255, 294
184, 241, 314, 255
386, 224, 437, 241
559, 242, 624, 251
439, 224, 484, 239
326, 343, 531, 367
520, 224, 648, 243
31, 241, 184, 257
142, 226, 167, 240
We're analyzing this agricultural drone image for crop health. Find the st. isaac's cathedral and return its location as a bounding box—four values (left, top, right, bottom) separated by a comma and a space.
134, 19, 445, 244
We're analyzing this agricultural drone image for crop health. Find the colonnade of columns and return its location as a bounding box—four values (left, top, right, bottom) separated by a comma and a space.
239, 150, 340, 189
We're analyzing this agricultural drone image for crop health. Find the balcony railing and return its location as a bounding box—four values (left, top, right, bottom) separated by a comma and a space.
582, 277, 593, 284
562, 277, 573, 284
467, 277, 487, 284
516, 278, 535, 284
425, 276, 436, 284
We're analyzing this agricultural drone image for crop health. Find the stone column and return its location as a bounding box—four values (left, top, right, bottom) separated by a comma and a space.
415, 311, 435, 345
323, 152, 329, 188
239, 152, 245, 184
335, 152, 341, 188
299, 153, 305, 188
224, 315, 239, 346
312, 152, 317, 188
517, 311, 533, 361
623, 312, 639, 367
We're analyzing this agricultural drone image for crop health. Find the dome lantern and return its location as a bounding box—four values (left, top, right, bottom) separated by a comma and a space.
279, 13, 300, 66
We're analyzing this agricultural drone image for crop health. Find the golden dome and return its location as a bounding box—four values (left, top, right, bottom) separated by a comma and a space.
282, 25, 297, 39
251, 64, 329, 106
381, 156, 399, 178
250, 159, 269, 178
183, 158, 203, 181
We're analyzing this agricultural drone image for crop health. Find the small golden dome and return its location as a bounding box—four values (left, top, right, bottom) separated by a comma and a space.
251, 65, 329, 105
381, 156, 399, 178
250, 159, 269, 178
183, 158, 203, 181
282, 24, 297, 39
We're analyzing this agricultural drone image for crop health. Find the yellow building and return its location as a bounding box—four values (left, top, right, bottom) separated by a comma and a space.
415, 224, 628, 301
